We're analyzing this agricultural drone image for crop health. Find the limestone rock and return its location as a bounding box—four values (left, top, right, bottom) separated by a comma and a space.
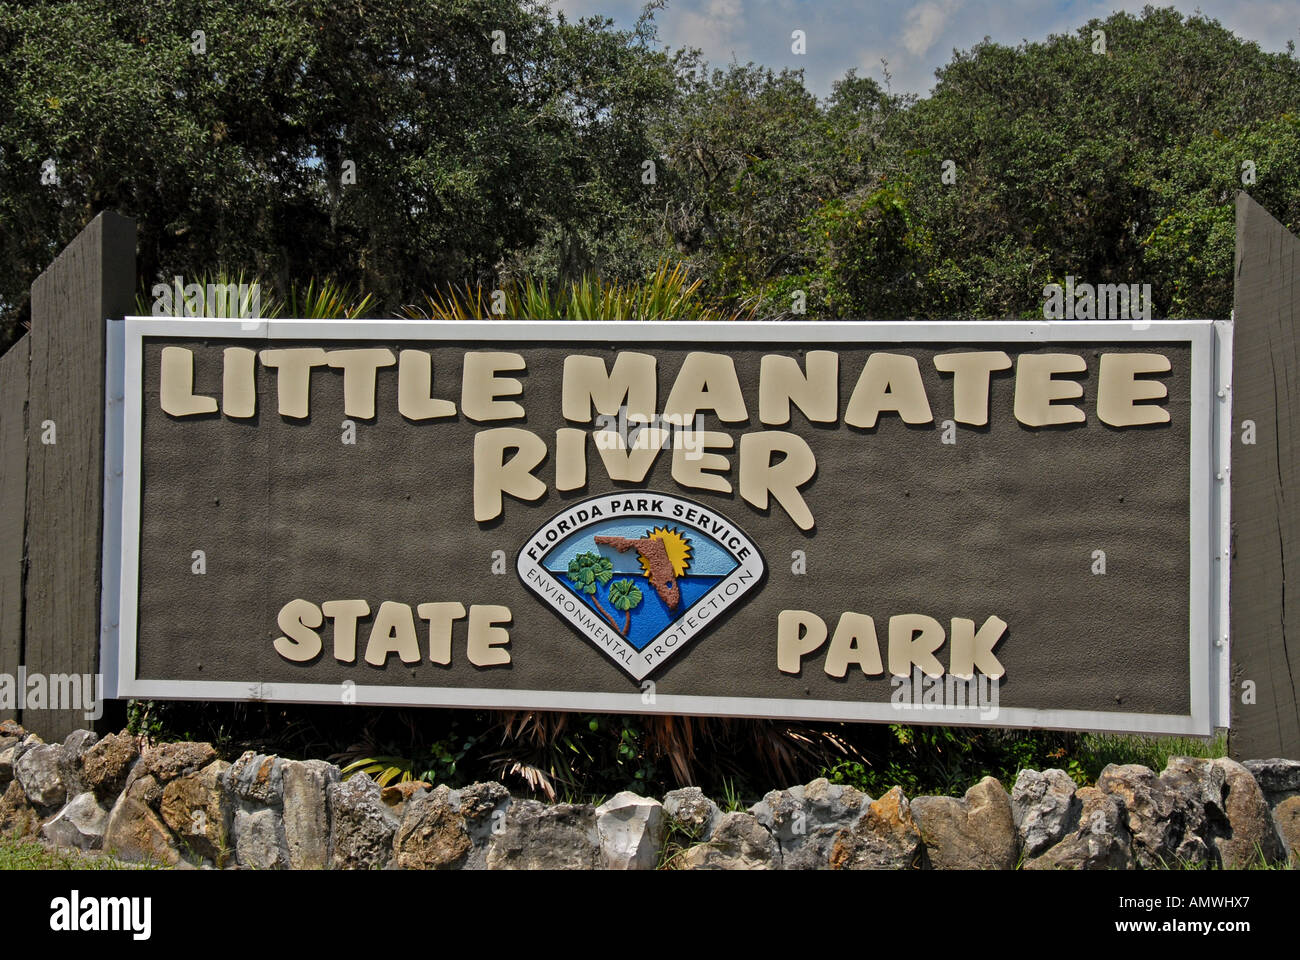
1012, 768, 1080, 857
281, 759, 339, 870
103, 793, 183, 866
41, 791, 111, 851
124, 772, 163, 809
0, 779, 37, 836
750, 778, 868, 870
225, 752, 284, 806
0, 744, 17, 787
381, 780, 430, 813
458, 781, 511, 830
329, 774, 400, 870
596, 791, 665, 870
485, 800, 600, 870
232, 805, 289, 870
677, 811, 779, 870
160, 760, 232, 865
1242, 758, 1300, 804
14, 742, 68, 808
1271, 795, 1300, 866
911, 777, 1017, 870
828, 787, 924, 870
1022, 786, 1130, 869
1210, 757, 1285, 868
1097, 763, 1196, 868
662, 786, 720, 841
81, 732, 140, 799
394, 785, 473, 870
126, 741, 215, 795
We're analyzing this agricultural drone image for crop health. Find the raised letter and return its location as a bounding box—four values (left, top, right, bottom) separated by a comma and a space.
462, 352, 526, 421
563, 353, 657, 422
274, 599, 323, 662
473, 428, 547, 521
759, 351, 838, 425
739, 432, 816, 530
933, 352, 1011, 426
160, 346, 218, 416
1097, 353, 1170, 427
845, 354, 933, 428
777, 610, 828, 674
1014, 353, 1087, 426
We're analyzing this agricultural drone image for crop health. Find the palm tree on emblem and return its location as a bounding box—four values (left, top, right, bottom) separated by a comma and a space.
567, 552, 619, 632
608, 578, 644, 636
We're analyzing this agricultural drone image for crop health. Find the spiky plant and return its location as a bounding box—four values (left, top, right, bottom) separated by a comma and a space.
285, 278, 375, 319
135, 269, 282, 319
402, 261, 754, 322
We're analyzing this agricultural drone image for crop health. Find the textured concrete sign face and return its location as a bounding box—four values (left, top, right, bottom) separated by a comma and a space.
102, 318, 1230, 734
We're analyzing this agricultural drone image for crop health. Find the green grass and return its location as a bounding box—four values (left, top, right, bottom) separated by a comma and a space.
0, 833, 165, 871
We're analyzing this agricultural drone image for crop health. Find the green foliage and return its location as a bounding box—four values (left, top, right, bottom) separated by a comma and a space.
821, 726, 1227, 798
566, 552, 613, 596
0, 0, 680, 345
0, 832, 162, 870
406, 261, 747, 322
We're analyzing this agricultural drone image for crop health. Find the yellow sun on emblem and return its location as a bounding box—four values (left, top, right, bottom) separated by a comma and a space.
641, 527, 692, 579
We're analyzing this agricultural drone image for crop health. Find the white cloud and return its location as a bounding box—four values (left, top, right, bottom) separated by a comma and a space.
902, 0, 962, 57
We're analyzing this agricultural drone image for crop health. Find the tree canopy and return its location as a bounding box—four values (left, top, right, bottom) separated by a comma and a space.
2, 2, 1297, 348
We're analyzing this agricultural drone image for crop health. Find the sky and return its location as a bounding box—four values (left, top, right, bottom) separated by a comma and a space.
549, 0, 1300, 98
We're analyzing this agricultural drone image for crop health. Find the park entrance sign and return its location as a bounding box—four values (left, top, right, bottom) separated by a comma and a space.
100, 318, 1230, 735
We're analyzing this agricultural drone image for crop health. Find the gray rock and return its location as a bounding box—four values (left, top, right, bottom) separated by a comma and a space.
677, 811, 780, 870
131, 740, 217, 785
1025, 787, 1133, 870
1097, 763, 1198, 868
124, 772, 163, 809
912, 777, 1017, 870
596, 791, 665, 870
485, 800, 600, 870
225, 752, 285, 806
62, 729, 100, 757
41, 791, 111, 851
828, 786, 924, 870
281, 759, 339, 870
750, 778, 868, 869
160, 760, 233, 865
1012, 768, 1080, 857
1210, 757, 1285, 868
57, 730, 101, 797
662, 786, 720, 841
457, 781, 512, 835
329, 774, 400, 870
14, 742, 67, 808
81, 732, 140, 799
394, 784, 473, 870
232, 805, 289, 870
1242, 758, 1300, 804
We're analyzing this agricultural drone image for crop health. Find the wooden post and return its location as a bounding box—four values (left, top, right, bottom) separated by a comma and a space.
0, 337, 29, 693
1231, 192, 1300, 760
21, 212, 135, 739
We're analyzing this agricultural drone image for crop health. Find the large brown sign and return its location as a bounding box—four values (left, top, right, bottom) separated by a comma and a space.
101, 318, 1229, 734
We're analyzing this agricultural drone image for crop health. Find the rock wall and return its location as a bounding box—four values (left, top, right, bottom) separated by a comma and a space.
1, 720, 1296, 870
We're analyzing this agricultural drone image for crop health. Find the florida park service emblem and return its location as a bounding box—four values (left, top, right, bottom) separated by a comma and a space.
517, 493, 765, 680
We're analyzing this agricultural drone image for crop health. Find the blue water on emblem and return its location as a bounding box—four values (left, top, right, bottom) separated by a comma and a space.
550, 573, 726, 651
542, 516, 739, 652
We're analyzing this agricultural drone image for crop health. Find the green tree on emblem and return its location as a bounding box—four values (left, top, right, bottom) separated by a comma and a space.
608, 578, 644, 636
567, 552, 618, 632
